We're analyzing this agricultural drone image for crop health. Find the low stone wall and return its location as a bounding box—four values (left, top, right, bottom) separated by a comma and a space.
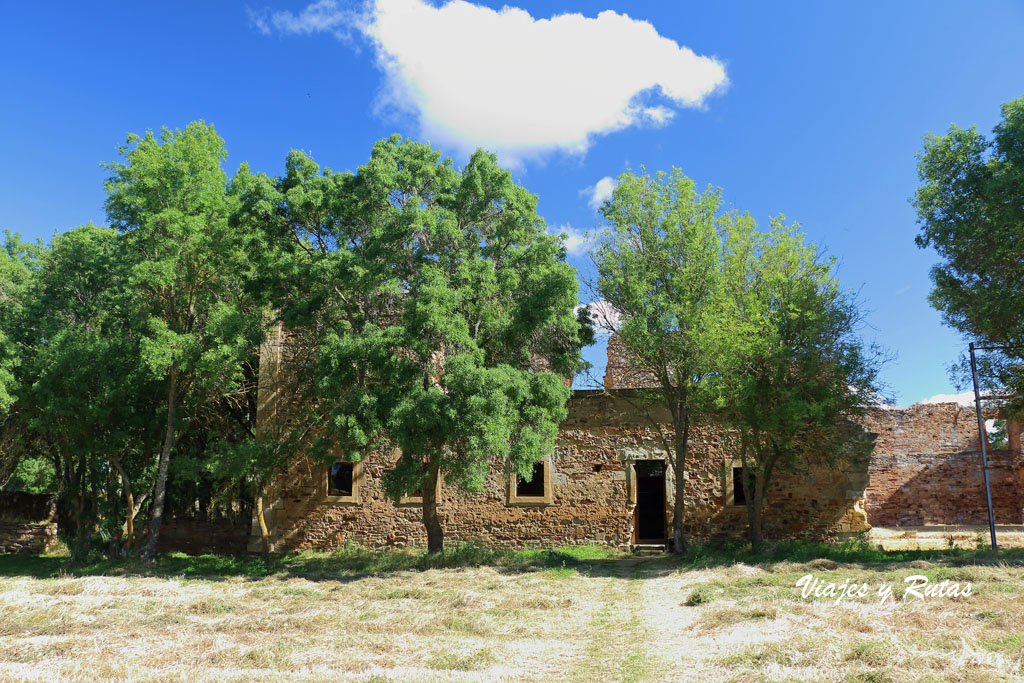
864, 403, 1024, 526
0, 522, 58, 554
0, 492, 57, 554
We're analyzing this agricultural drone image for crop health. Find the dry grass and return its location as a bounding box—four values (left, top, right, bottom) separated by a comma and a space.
1, 546, 1023, 681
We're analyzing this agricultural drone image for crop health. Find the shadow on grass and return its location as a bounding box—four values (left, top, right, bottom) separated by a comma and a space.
2, 538, 1022, 582
0, 543, 627, 582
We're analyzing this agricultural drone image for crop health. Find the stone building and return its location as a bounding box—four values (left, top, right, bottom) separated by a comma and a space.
245, 333, 1022, 552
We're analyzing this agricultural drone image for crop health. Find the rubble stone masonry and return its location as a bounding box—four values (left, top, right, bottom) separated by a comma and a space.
258, 390, 871, 552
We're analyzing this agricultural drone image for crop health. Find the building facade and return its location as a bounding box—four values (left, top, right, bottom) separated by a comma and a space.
244, 332, 1024, 553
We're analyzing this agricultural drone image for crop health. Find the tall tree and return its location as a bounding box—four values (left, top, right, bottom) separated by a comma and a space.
0, 232, 41, 487
8, 225, 160, 556
593, 168, 739, 553
104, 122, 263, 561
239, 137, 586, 553
0, 233, 39, 414
913, 95, 1024, 401
715, 220, 883, 547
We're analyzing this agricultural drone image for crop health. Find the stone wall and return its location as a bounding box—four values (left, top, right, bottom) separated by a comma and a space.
261, 391, 869, 552
863, 403, 1024, 526
0, 492, 57, 554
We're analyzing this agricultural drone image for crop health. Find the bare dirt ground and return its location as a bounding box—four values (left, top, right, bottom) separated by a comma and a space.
1, 552, 1023, 682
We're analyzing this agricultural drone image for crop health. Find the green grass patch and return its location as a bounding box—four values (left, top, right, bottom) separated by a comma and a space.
683, 585, 714, 606
981, 633, 1024, 654
427, 647, 496, 671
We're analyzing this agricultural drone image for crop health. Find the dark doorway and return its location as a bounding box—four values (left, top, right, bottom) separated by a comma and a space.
634, 460, 666, 542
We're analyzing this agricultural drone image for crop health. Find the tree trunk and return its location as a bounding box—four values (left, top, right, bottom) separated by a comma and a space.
124, 489, 136, 551
743, 434, 774, 550
256, 494, 271, 559
422, 455, 444, 554
143, 369, 178, 563
108, 455, 135, 554
671, 395, 689, 554
747, 487, 764, 548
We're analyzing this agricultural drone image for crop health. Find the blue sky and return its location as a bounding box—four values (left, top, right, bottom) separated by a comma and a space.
3, 1, 1023, 405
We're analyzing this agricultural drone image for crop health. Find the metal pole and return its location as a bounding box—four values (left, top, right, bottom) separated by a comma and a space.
969, 342, 999, 551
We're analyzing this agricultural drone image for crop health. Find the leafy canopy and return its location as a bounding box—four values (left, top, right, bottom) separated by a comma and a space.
913, 96, 1024, 400
237, 135, 586, 499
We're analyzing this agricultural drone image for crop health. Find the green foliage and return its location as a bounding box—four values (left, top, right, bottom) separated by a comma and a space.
596, 167, 883, 547
988, 419, 1009, 450
5, 454, 56, 494
595, 168, 730, 399
104, 121, 266, 559
239, 136, 586, 550
104, 121, 261, 398
1, 225, 162, 554
0, 232, 41, 414
0, 542, 622, 579
595, 168, 744, 549
684, 585, 714, 606
715, 219, 884, 542
913, 95, 1024, 403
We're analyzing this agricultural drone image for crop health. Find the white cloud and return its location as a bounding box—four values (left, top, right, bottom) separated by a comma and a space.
549, 224, 594, 257
585, 176, 617, 211
918, 391, 977, 407
248, 0, 363, 42
255, 0, 728, 164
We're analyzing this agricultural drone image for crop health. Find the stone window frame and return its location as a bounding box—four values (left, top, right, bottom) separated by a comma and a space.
723, 458, 747, 508
507, 456, 554, 506
322, 460, 364, 505
397, 474, 443, 507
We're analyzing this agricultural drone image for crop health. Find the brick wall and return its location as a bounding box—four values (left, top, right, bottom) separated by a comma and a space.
863, 403, 1024, 526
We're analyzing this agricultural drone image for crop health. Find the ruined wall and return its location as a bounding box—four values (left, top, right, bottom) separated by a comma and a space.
564, 393, 869, 540
604, 335, 660, 390
261, 399, 634, 551
863, 403, 1024, 526
262, 391, 868, 551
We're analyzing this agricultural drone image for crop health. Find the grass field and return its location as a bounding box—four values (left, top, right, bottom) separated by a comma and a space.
1, 541, 1023, 682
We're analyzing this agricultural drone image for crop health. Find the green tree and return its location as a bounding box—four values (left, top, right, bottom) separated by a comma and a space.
716, 221, 883, 547
0, 233, 39, 414
0, 232, 41, 487
913, 95, 1024, 401
104, 122, 263, 561
594, 168, 740, 553
239, 137, 586, 553
5, 225, 161, 556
